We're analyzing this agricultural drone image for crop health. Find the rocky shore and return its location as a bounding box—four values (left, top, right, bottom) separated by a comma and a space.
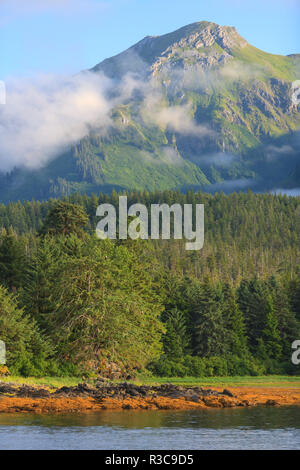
0, 381, 299, 414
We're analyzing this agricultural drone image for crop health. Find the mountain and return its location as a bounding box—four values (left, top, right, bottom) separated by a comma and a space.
92, 22, 248, 78
1, 21, 300, 203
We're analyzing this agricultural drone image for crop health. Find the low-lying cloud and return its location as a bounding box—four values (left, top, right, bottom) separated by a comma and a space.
0, 72, 113, 171
140, 146, 184, 166
193, 152, 236, 167
0, 69, 216, 172
154, 104, 214, 137
141, 83, 214, 138
0, 48, 278, 174
273, 188, 300, 197
266, 145, 296, 161
203, 178, 256, 193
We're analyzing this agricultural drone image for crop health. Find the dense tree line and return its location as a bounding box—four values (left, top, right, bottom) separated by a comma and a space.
0, 190, 299, 283
0, 191, 299, 377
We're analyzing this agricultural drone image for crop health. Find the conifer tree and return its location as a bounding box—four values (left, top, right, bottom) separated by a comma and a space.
163, 308, 190, 359
262, 296, 282, 360
238, 278, 271, 353
0, 285, 53, 375
40, 201, 89, 237
222, 283, 249, 357
191, 280, 228, 357
20, 237, 59, 331
0, 229, 26, 292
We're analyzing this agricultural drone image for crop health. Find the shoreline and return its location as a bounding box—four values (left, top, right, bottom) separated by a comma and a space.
0, 382, 299, 414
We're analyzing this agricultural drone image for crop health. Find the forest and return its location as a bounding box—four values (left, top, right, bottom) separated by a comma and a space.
0, 189, 299, 378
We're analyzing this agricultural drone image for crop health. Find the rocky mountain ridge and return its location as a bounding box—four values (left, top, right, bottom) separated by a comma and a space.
0, 21, 299, 202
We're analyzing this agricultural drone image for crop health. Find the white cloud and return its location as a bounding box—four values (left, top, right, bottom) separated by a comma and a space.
1, 48, 268, 174
160, 146, 183, 165
205, 178, 256, 192
0, 72, 113, 171
273, 188, 300, 197
154, 104, 213, 137
194, 152, 236, 167
140, 146, 184, 166
0, 69, 217, 172
141, 84, 214, 138
266, 145, 295, 161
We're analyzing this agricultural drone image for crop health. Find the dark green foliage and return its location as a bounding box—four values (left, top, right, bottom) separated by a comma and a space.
0, 190, 299, 377
238, 278, 273, 352
222, 283, 249, 357
39, 201, 89, 237
20, 239, 59, 330
262, 300, 282, 360
291, 272, 300, 323
1, 190, 299, 283
40, 235, 165, 371
1, 21, 300, 203
163, 308, 190, 359
150, 354, 267, 377
0, 286, 54, 376
191, 280, 229, 357
0, 229, 26, 291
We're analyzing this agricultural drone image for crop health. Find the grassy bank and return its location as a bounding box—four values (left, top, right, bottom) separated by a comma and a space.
0, 376, 81, 389
1, 375, 299, 389
133, 375, 300, 388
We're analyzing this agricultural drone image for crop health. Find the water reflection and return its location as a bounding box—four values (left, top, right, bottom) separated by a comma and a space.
0, 407, 299, 429
0, 407, 299, 450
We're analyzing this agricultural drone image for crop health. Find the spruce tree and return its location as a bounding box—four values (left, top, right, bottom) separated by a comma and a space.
163, 308, 190, 359
262, 296, 282, 360
40, 201, 89, 237
0, 285, 53, 375
222, 283, 249, 357
0, 229, 26, 292
191, 280, 228, 357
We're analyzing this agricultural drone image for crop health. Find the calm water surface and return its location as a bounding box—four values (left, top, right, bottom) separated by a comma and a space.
0, 407, 299, 450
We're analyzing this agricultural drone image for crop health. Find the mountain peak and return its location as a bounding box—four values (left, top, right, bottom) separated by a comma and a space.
92, 21, 248, 78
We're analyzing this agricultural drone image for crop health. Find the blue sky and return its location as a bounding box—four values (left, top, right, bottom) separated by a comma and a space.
1, 0, 299, 79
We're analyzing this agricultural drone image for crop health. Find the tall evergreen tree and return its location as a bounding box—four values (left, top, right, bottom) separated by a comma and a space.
222, 283, 249, 357
163, 308, 190, 359
261, 296, 282, 360
191, 280, 228, 357
20, 237, 59, 331
40, 201, 89, 237
238, 278, 271, 353
0, 229, 26, 292
0, 285, 53, 375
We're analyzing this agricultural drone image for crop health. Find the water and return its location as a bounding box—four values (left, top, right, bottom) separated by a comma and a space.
0, 407, 299, 450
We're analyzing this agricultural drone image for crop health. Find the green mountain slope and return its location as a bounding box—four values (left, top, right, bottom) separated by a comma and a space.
1, 21, 299, 202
